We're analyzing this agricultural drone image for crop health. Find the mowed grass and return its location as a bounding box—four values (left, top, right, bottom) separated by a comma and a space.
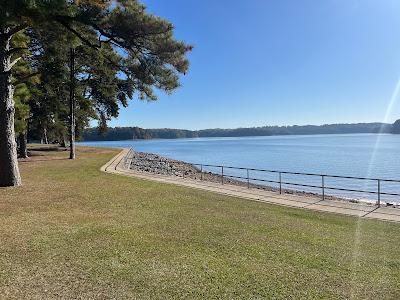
0, 147, 399, 299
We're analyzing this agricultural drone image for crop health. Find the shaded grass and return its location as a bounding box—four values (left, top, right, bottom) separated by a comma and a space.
0, 147, 399, 299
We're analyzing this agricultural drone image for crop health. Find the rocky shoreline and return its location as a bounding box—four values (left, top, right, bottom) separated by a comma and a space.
127, 151, 389, 205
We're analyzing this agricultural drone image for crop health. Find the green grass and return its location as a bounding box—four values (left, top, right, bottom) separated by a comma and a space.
0, 147, 399, 299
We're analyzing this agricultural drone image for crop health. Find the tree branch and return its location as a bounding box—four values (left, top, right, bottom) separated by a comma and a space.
91, 24, 132, 51
13, 71, 40, 85
9, 57, 22, 69
7, 47, 28, 56
55, 18, 101, 50
0, 24, 29, 37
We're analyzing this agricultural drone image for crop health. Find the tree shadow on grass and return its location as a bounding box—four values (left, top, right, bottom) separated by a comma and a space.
18, 157, 70, 163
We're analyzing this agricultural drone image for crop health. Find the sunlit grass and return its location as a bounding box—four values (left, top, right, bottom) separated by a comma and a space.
0, 147, 399, 299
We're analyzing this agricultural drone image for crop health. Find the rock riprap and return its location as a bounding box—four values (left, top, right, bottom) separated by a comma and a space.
129, 151, 199, 177
129, 151, 250, 185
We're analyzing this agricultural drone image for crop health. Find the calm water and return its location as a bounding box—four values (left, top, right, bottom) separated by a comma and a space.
79, 134, 400, 203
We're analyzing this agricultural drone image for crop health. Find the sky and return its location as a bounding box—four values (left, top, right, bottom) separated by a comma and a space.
109, 0, 400, 130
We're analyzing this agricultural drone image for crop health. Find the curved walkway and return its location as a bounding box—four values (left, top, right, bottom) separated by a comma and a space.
102, 149, 400, 223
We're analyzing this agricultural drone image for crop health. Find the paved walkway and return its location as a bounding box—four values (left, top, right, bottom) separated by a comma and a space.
102, 149, 400, 223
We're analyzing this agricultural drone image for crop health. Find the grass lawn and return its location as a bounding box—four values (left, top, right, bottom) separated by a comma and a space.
0, 147, 399, 299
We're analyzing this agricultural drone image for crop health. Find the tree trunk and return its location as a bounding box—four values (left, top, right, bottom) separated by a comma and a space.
69, 48, 76, 159
18, 132, 28, 158
43, 127, 48, 144
60, 137, 66, 148
0, 29, 22, 187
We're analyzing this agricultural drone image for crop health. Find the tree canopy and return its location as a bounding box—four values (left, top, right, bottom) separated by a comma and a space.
0, 0, 191, 186
82, 122, 396, 141
392, 119, 400, 134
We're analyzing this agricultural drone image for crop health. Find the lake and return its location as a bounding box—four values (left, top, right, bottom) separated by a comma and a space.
79, 134, 400, 203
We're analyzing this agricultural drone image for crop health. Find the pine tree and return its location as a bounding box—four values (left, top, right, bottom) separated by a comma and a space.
0, 0, 191, 186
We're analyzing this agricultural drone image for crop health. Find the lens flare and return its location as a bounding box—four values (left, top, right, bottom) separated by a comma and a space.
349, 76, 400, 298
364, 76, 400, 199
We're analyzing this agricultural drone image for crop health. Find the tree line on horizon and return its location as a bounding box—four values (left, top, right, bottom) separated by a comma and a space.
0, 0, 191, 187
82, 121, 399, 141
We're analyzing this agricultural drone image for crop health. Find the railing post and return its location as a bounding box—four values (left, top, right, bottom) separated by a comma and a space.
221, 166, 224, 184
200, 164, 203, 181
377, 179, 381, 207
279, 172, 282, 194
247, 169, 250, 189
322, 175, 325, 201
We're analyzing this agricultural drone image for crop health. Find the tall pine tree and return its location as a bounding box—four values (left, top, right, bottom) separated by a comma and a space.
0, 0, 191, 186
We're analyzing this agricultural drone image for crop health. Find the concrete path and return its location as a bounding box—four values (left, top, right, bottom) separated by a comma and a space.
102, 149, 400, 223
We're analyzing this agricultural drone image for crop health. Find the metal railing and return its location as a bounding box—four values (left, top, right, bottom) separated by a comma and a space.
125, 148, 400, 206
190, 164, 400, 206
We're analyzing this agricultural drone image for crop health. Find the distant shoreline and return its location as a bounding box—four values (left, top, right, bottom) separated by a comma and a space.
83, 122, 398, 141
79, 132, 397, 143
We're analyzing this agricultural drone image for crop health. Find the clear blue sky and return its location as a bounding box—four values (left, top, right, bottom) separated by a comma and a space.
109, 0, 400, 130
